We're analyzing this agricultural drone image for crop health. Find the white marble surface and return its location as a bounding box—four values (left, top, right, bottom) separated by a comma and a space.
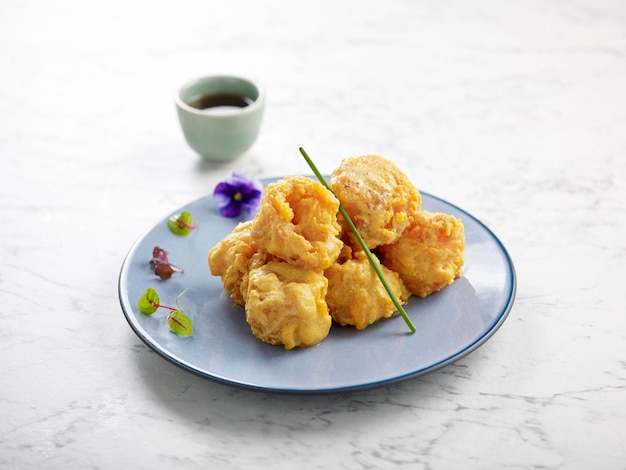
1, 0, 625, 468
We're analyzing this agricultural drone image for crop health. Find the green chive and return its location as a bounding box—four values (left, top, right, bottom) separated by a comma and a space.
299, 147, 416, 333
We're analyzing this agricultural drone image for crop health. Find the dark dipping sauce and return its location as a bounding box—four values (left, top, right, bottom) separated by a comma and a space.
187, 92, 254, 111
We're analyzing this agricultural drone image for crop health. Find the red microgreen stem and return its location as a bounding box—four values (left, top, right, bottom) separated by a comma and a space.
148, 299, 176, 311
299, 147, 416, 334
175, 218, 198, 230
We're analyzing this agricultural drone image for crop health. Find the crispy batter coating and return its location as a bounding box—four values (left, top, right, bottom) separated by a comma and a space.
207, 221, 255, 306
325, 250, 411, 330
250, 176, 343, 270
330, 155, 421, 249
245, 260, 331, 349
378, 210, 465, 298
239, 250, 274, 305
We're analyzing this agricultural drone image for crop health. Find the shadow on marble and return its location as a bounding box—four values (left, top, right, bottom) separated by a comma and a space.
127, 329, 484, 431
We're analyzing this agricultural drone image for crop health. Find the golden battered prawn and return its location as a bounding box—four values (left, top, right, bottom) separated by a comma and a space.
330, 155, 421, 249
250, 176, 343, 270
378, 210, 465, 298
207, 221, 256, 307
325, 249, 411, 330
245, 260, 331, 349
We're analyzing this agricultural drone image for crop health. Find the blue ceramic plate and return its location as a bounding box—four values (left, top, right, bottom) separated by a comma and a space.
119, 178, 516, 393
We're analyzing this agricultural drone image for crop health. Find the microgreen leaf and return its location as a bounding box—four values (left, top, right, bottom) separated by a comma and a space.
299, 146, 416, 334
168, 288, 193, 336
151, 246, 169, 264
150, 246, 184, 280
168, 210, 197, 236
167, 310, 193, 336
138, 287, 160, 315
154, 263, 176, 280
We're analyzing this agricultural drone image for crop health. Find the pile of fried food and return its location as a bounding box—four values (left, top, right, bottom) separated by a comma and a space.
208, 155, 465, 349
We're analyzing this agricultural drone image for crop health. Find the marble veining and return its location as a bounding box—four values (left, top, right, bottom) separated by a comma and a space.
1, 0, 625, 468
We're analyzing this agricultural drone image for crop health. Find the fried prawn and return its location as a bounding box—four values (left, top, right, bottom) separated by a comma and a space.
245, 260, 331, 349
250, 176, 343, 270
325, 249, 411, 330
207, 221, 255, 306
378, 210, 465, 298
330, 155, 421, 249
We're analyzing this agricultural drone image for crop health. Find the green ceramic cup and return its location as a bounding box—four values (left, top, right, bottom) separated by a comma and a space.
175, 75, 265, 161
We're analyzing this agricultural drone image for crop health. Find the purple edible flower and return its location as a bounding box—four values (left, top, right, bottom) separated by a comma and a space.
213, 171, 263, 218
